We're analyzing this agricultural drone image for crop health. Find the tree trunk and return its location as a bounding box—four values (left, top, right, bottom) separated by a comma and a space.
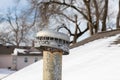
72, 15, 78, 44
116, 0, 120, 29
101, 0, 108, 31
93, 0, 99, 33
72, 35, 77, 44
84, 0, 94, 35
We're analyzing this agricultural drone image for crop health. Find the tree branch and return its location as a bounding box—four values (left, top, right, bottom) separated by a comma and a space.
38, 1, 88, 20
7, 15, 16, 31
29, 6, 38, 28
57, 24, 74, 36
56, 12, 75, 23
77, 26, 89, 37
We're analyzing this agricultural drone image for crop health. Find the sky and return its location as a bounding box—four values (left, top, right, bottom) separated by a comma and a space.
0, 0, 28, 14
0, 0, 15, 13
1, 33, 120, 80
0, 0, 119, 42
0, 0, 118, 13
0, 0, 29, 31
0, 0, 14, 8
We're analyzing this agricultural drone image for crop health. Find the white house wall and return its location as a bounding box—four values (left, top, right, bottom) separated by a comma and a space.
16, 56, 42, 70
0, 55, 12, 69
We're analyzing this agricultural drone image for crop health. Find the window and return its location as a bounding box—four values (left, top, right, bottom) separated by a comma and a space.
63, 40, 65, 44
66, 41, 69, 46
41, 37, 44, 40
39, 37, 41, 40
59, 39, 62, 44
55, 38, 58, 42
24, 57, 28, 63
50, 37, 54, 40
46, 37, 49, 40
34, 57, 38, 62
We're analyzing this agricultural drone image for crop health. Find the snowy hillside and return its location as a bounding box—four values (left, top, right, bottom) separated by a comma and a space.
2, 34, 120, 80
0, 69, 15, 79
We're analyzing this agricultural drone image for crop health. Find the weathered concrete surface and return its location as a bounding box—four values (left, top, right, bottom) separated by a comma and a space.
43, 51, 62, 80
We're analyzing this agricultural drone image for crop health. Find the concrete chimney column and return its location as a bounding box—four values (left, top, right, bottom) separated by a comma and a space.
43, 50, 62, 80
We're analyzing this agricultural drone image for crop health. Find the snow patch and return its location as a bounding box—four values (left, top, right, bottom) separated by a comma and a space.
2, 34, 120, 80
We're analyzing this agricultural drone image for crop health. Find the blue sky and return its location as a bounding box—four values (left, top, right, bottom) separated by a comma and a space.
0, 0, 14, 10
0, 0, 28, 14
0, 0, 119, 41
0, 0, 118, 14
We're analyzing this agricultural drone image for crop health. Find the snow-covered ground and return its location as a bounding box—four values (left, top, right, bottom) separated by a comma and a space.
2, 34, 120, 80
0, 69, 15, 79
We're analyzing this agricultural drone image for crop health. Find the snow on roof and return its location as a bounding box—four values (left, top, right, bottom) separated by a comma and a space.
12, 48, 28, 55
29, 52, 41, 54
28, 47, 41, 52
3, 34, 120, 80
12, 48, 41, 55
36, 29, 70, 41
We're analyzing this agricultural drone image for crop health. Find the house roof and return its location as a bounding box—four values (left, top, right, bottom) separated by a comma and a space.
0, 45, 30, 55
12, 47, 42, 56
17, 53, 42, 56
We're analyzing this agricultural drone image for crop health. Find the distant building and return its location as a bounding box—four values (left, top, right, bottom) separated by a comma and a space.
0, 45, 42, 70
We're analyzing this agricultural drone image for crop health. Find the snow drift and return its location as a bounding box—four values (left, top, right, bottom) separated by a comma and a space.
2, 34, 120, 80
0, 69, 15, 79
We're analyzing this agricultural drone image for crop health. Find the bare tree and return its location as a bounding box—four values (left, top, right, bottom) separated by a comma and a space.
27, 0, 115, 44
0, 6, 37, 46
101, 0, 109, 31
116, 0, 120, 29
83, 0, 94, 35
57, 15, 88, 44
93, 0, 100, 33
0, 31, 15, 45
33, 0, 90, 44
